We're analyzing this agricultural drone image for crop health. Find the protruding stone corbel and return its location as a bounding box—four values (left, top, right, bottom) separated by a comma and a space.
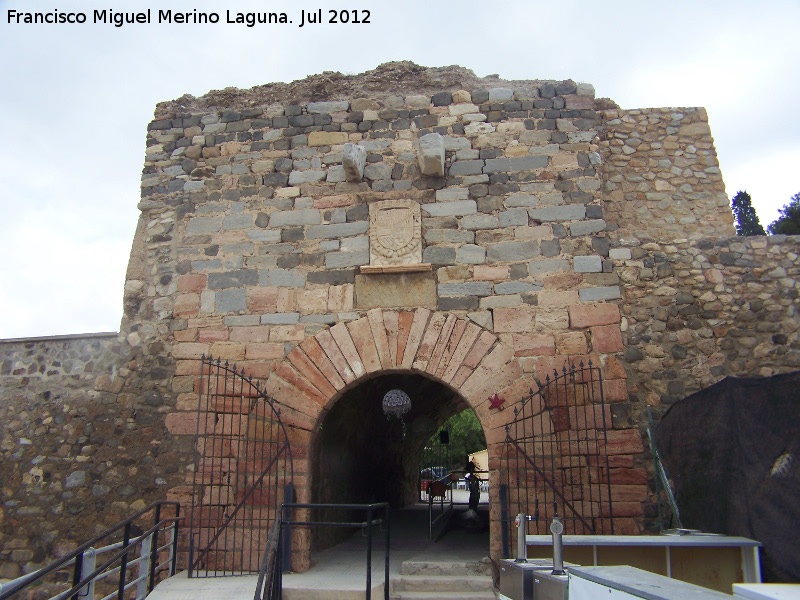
343, 143, 366, 182
416, 132, 445, 177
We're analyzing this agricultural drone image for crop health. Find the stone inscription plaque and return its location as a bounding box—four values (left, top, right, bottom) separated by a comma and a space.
368, 199, 422, 266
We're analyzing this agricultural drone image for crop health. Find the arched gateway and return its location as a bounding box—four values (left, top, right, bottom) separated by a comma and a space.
263, 307, 522, 571
183, 307, 625, 572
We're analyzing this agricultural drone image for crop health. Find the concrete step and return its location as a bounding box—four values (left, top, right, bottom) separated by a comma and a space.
390, 592, 496, 600
392, 574, 494, 593
399, 559, 493, 577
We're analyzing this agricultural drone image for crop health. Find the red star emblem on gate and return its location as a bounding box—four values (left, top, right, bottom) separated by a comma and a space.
488, 393, 505, 410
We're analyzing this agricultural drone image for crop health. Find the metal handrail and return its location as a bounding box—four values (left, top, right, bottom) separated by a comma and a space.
0, 500, 181, 600
265, 503, 390, 600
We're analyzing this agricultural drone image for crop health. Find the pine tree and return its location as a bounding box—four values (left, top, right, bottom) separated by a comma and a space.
768, 193, 800, 235
731, 190, 766, 236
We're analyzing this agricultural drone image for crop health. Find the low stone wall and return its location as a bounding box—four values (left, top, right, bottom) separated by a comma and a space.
0, 333, 189, 579
617, 235, 800, 422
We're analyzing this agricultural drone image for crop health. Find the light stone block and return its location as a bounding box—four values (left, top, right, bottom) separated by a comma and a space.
578, 286, 621, 301
609, 248, 632, 260
574, 255, 603, 273
416, 133, 445, 177
342, 143, 366, 182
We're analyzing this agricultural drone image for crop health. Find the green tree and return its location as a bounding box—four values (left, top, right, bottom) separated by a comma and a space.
768, 193, 800, 235
425, 410, 486, 471
731, 190, 766, 236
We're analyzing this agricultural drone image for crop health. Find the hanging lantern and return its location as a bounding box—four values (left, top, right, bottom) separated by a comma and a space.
382, 389, 411, 437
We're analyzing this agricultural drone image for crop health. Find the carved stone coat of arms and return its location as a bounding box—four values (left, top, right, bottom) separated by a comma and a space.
368, 199, 422, 266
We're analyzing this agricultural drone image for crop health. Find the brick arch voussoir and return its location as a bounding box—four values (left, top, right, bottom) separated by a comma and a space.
262, 308, 527, 430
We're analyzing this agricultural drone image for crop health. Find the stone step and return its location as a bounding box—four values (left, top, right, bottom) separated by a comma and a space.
399, 559, 493, 577
392, 574, 494, 593
390, 591, 496, 600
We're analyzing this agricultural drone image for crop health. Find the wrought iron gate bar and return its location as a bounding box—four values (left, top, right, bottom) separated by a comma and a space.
190, 355, 294, 577
500, 361, 615, 557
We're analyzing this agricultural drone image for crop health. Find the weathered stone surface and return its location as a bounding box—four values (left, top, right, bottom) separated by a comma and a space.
487, 240, 539, 262
574, 255, 603, 273
578, 286, 621, 301
342, 143, 366, 181
456, 244, 486, 264
417, 133, 445, 177
307, 101, 349, 113
529, 205, 586, 222
355, 273, 437, 309
421, 200, 477, 217
569, 219, 606, 236
288, 170, 327, 185
449, 160, 484, 176
269, 209, 321, 227
423, 246, 456, 265
307, 221, 369, 239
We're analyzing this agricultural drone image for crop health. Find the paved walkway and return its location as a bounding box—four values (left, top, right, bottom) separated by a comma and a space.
148, 497, 491, 600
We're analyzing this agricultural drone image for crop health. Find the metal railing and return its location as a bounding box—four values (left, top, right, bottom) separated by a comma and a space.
500, 361, 614, 557
254, 503, 390, 600
0, 501, 181, 600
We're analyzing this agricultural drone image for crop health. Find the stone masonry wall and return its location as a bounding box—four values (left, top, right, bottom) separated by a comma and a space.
0, 333, 181, 579
614, 235, 800, 422
599, 107, 735, 242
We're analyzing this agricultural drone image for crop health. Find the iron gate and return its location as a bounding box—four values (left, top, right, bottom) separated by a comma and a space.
189, 355, 293, 577
500, 361, 614, 554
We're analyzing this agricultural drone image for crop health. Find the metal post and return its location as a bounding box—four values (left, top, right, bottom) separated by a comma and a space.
282, 484, 293, 573
515, 513, 529, 562
80, 548, 97, 600
137, 535, 152, 600
365, 505, 373, 600
70, 550, 84, 600
149, 504, 161, 592
551, 515, 565, 575
117, 522, 131, 600
384, 507, 390, 600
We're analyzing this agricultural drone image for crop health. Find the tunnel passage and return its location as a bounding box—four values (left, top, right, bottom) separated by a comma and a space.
309, 371, 475, 550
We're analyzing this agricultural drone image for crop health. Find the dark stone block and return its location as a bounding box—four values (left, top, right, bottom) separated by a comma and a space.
281, 227, 304, 242
438, 296, 478, 311
208, 269, 259, 289
471, 89, 489, 103
624, 347, 644, 361
277, 254, 301, 269
431, 91, 453, 106
264, 173, 289, 187
314, 114, 333, 126
415, 115, 438, 128
592, 237, 610, 256
308, 269, 356, 285
538, 119, 556, 130
510, 263, 529, 280
220, 110, 241, 123
285, 104, 303, 117
347, 205, 369, 222
148, 119, 172, 130
347, 111, 364, 123
480, 149, 502, 159
469, 184, 489, 198
272, 116, 289, 128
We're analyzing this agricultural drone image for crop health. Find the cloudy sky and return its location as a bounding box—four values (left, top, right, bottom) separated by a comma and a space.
1, 0, 798, 339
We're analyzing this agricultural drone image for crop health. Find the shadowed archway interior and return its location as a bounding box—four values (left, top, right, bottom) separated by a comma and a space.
310, 371, 472, 550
